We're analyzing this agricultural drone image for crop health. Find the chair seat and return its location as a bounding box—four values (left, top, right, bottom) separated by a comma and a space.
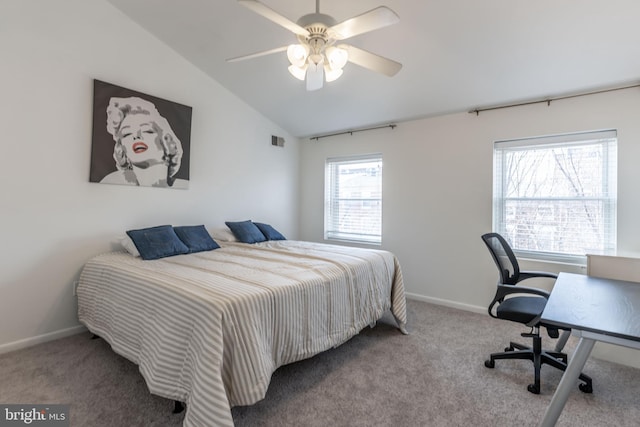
496, 296, 546, 324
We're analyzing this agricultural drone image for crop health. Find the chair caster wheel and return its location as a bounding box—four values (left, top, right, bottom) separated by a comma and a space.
484, 360, 495, 368
527, 384, 540, 394
579, 383, 593, 394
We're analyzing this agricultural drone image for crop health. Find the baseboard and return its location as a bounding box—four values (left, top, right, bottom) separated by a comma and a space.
591, 342, 640, 369
405, 292, 487, 315
0, 325, 87, 355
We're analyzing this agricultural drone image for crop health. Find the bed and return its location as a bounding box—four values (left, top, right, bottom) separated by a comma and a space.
77, 239, 408, 427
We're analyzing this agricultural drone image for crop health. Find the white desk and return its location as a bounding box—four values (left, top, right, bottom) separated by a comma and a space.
538, 272, 640, 427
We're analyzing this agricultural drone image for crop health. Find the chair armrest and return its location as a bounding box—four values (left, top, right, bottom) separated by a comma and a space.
494, 283, 551, 301
519, 270, 558, 281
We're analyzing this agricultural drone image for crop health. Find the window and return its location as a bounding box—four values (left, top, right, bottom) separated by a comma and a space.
493, 130, 617, 263
325, 154, 382, 244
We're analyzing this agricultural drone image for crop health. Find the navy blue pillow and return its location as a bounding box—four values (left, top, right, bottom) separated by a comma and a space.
126, 225, 189, 260
174, 225, 220, 253
225, 220, 267, 244
253, 222, 286, 241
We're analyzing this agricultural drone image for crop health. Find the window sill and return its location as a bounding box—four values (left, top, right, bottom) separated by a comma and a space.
514, 250, 587, 267
517, 255, 586, 268
324, 237, 382, 247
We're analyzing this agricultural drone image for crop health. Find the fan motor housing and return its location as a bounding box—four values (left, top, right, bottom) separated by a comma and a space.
296, 13, 336, 28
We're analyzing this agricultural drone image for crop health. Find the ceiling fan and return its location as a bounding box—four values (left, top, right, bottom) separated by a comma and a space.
228, 0, 402, 91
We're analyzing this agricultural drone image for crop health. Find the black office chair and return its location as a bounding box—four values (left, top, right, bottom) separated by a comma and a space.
481, 232, 593, 394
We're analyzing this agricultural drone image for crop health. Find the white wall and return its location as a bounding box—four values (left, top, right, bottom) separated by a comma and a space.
299, 89, 640, 312
0, 0, 299, 351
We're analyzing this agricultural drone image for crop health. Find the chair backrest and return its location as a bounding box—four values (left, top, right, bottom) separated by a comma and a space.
481, 233, 520, 285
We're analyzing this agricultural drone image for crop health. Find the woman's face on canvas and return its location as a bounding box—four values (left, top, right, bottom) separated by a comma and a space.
118, 114, 165, 166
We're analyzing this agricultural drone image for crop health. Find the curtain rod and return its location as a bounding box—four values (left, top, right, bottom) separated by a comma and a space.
469, 83, 640, 115
309, 124, 396, 141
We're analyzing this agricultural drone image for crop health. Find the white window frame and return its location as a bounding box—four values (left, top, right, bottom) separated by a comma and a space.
493, 129, 617, 264
324, 153, 383, 245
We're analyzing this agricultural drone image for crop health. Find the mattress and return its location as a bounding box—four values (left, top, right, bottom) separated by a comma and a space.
77, 240, 407, 426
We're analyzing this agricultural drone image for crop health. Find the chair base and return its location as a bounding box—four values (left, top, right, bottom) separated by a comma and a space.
484, 337, 593, 394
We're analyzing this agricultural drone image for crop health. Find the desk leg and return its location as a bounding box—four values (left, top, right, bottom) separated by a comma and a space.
554, 330, 571, 353
539, 337, 595, 427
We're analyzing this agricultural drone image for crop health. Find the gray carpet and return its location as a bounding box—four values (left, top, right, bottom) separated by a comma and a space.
1, 300, 638, 426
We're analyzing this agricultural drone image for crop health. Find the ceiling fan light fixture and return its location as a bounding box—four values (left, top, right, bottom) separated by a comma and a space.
287, 44, 309, 67
288, 64, 308, 80
325, 46, 348, 70
324, 65, 343, 82
309, 53, 324, 66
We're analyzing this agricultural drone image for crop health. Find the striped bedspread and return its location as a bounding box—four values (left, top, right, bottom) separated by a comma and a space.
77, 240, 407, 427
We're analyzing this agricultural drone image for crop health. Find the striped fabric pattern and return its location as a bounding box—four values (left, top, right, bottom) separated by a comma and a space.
77, 240, 408, 427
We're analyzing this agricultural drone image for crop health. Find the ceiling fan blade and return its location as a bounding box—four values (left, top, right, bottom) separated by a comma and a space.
306, 62, 324, 91
328, 6, 399, 40
226, 46, 288, 63
238, 0, 310, 37
341, 44, 402, 77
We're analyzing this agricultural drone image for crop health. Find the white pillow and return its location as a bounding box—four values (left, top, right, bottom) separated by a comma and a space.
118, 234, 140, 257
209, 227, 237, 242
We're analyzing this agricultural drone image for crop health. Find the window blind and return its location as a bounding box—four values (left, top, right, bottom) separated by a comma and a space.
493, 129, 617, 263
325, 154, 382, 245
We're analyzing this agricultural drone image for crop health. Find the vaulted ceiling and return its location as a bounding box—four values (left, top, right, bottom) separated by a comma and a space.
106, 0, 640, 138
